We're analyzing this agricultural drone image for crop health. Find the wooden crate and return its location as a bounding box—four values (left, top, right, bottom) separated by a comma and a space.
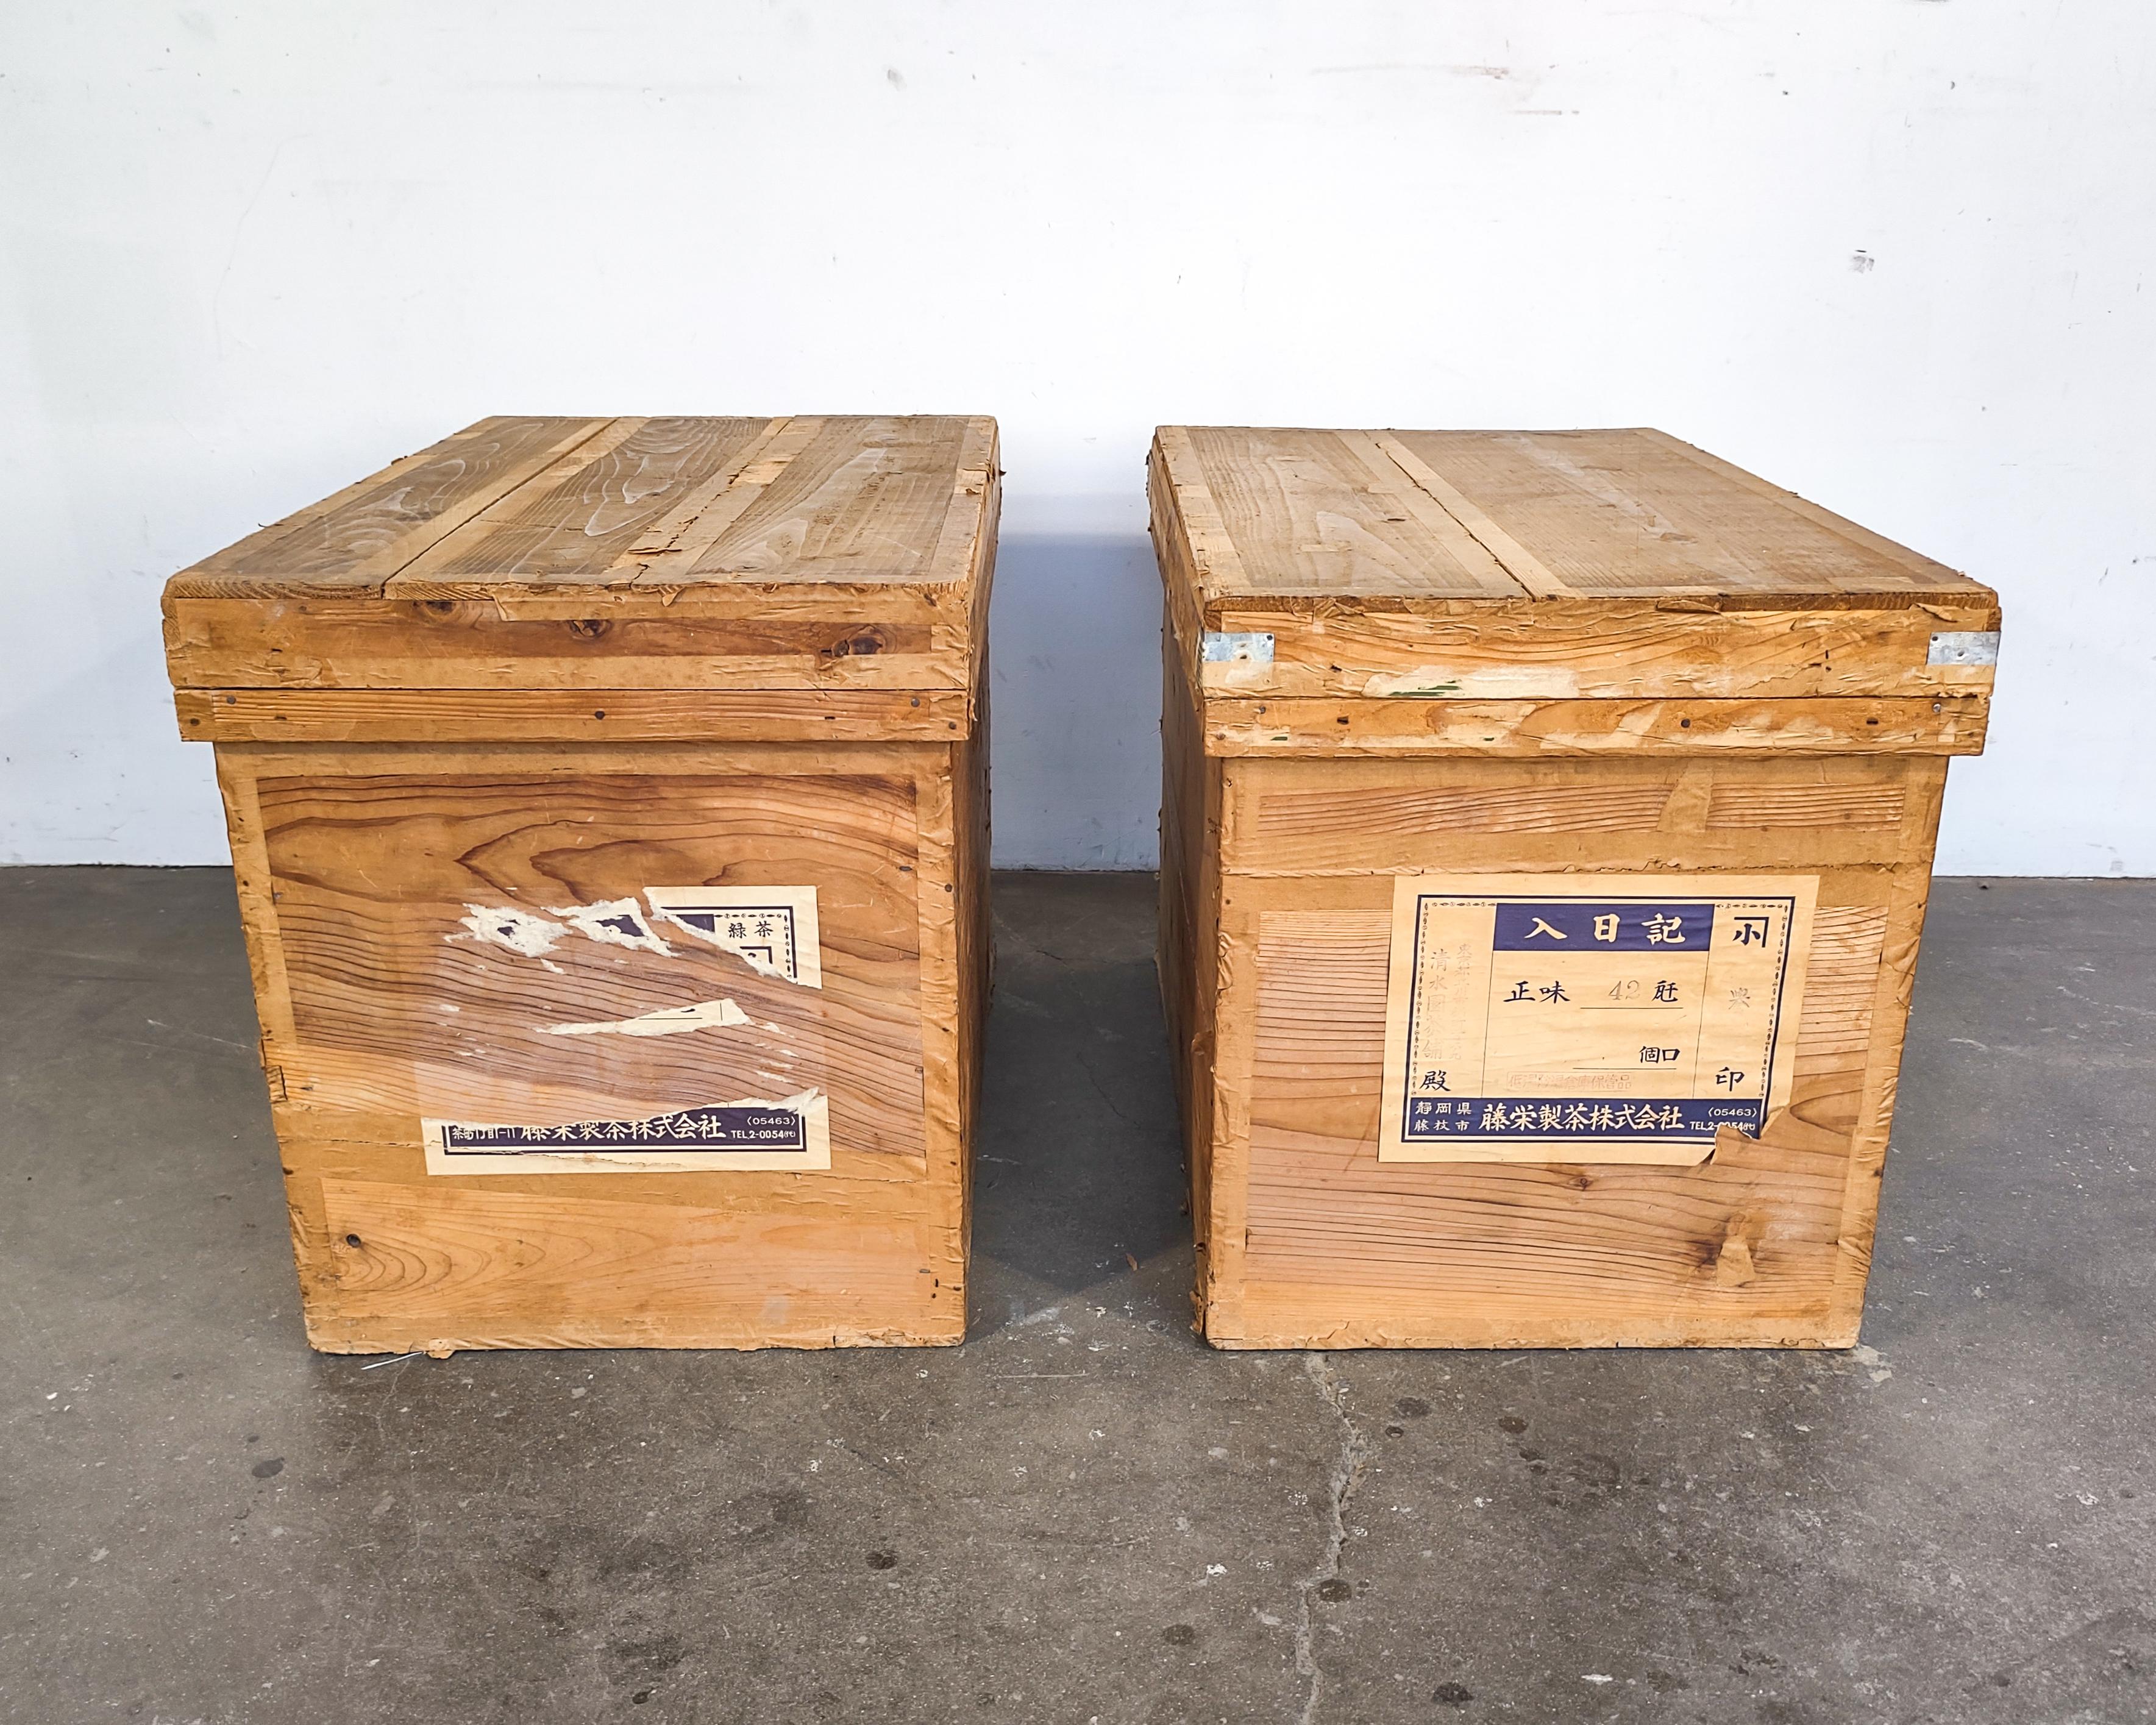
164, 415, 997, 1351
1150, 426, 1998, 1350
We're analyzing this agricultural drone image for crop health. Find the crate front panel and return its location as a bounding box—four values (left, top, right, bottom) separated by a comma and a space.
1210, 752, 1944, 1347
251, 764, 923, 1150
215, 742, 962, 1350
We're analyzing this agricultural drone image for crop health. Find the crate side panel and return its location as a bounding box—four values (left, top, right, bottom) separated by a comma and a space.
212, 740, 971, 1349
1158, 599, 1223, 1298
1205, 753, 1941, 1348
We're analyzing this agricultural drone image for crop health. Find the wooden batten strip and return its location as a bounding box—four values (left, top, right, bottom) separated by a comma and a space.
1336, 432, 1527, 597
343, 418, 624, 591
1373, 433, 1575, 599
627, 416, 825, 584
381, 417, 652, 594
605, 415, 789, 574
922, 418, 999, 589
174, 685, 973, 744
1154, 425, 1253, 595
1198, 695, 1990, 758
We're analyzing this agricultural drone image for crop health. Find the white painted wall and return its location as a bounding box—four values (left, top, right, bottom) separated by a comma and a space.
2, 3, 2149, 872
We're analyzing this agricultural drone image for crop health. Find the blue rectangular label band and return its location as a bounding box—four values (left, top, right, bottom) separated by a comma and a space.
1489, 901, 1716, 951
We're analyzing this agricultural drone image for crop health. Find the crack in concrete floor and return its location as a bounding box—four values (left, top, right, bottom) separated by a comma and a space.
1293, 1353, 1377, 1725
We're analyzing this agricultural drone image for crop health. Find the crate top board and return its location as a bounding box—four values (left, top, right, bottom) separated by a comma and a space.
1149, 426, 1998, 759
165, 415, 998, 745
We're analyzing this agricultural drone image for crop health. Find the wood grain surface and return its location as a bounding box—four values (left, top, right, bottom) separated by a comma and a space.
1172, 425, 1987, 603
1200, 695, 1988, 758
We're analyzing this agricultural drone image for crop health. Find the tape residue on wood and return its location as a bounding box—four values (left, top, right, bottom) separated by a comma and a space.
543, 998, 751, 1038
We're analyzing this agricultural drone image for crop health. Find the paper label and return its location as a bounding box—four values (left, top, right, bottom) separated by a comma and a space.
425, 881, 832, 1176
423, 1093, 831, 1175
643, 886, 822, 987
1378, 873, 1815, 1165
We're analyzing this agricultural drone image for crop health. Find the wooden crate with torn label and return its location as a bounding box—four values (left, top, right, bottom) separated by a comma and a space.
163, 415, 996, 1351
1150, 425, 1998, 1349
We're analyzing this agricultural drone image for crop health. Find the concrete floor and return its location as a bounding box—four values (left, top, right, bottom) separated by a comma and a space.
1, 869, 2151, 1725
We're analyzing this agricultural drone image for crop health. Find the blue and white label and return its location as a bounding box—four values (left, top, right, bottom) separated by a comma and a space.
1377, 873, 1817, 1166
423, 1091, 831, 1175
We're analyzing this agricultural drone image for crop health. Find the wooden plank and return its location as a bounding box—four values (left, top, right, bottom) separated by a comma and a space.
1219, 755, 1926, 878
1185, 596, 1998, 702
174, 686, 973, 744
1202, 826, 1264, 1342
162, 593, 971, 691
1336, 432, 1528, 594
947, 685, 993, 1257
174, 424, 502, 590
1158, 604, 1224, 1318
627, 416, 822, 580
174, 419, 621, 597
933, 455, 995, 1248
1823, 758, 1950, 1339
300, 1164, 961, 1351
385, 416, 775, 593
171, 418, 615, 596
681, 416, 973, 583
1389, 429, 1986, 601
1640, 430, 1983, 596
1147, 433, 1214, 705
241, 752, 927, 1154
1199, 695, 1990, 758
1372, 432, 1572, 598
1179, 425, 1526, 599
922, 418, 1001, 590
1151, 426, 1253, 593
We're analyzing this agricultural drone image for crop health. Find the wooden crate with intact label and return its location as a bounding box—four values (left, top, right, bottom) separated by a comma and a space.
1150, 425, 1998, 1348
164, 414, 997, 1351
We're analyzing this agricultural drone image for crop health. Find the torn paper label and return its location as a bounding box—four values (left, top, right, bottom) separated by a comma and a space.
551, 898, 674, 955
424, 1090, 830, 1175
644, 886, 822, 987
1376, 872, 1815, 1166
453, 905, 566, 957
543, 998, 750, 1038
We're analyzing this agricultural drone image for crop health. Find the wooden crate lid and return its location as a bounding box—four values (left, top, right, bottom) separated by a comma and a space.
1151, 426, 1998, 755
164, 416, 998, 732
1155, 425, 1993, 608
1164, 424, 2001, 745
